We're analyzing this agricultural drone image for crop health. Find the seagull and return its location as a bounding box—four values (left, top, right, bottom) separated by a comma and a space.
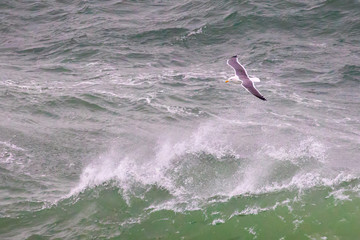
226, 55, 267, 101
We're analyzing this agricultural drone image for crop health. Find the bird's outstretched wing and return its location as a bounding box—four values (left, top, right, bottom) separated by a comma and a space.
227, 55, 248, 81
242, 82, 267, 101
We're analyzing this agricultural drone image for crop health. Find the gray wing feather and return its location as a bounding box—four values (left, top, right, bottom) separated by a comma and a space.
242, 82, 267, 101
227, 56, 248, 80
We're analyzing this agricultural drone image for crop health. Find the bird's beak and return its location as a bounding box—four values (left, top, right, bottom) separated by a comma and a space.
225, 80, 229, 83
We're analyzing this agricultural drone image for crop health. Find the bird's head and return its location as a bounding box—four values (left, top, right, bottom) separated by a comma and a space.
225, 76, 238, 83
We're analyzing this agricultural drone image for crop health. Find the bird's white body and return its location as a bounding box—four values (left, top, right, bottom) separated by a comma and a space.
228, 76, 260, 83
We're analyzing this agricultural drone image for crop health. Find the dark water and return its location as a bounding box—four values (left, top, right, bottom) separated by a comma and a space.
1, 0, 360, 239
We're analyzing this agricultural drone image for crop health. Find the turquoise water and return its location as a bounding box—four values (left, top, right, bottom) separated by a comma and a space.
1, 0, 360, 239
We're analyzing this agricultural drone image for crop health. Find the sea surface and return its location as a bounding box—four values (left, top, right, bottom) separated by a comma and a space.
1, 0, 360, 239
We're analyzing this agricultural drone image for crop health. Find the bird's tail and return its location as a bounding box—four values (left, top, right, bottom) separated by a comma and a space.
249, 76, 260, 82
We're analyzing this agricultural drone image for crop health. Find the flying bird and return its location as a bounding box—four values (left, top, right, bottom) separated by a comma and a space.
226, 55, 267, 101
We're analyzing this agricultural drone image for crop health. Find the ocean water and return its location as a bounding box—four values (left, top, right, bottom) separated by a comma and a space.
1, 0, 360, 239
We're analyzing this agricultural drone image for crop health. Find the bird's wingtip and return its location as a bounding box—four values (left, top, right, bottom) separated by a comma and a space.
256, 95, 267, 101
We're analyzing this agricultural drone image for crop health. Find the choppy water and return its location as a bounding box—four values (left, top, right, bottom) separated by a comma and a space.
1, 0, 360, 239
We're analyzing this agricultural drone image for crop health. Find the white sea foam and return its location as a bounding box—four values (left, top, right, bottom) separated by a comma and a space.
293, 219, 304, 230
69, 121, 237, 197
0, 151, 15, 164
245, 227, 257, 236
262, 137, 327, 164
326, 181, 360, 203
211, 218, 225, 225
231, 198, 292, 217
150, 102, 204, 117
179, 26, 205, 41
0, 141, 26, 166
0, 141, 25, 151
68, 117, 359, 211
